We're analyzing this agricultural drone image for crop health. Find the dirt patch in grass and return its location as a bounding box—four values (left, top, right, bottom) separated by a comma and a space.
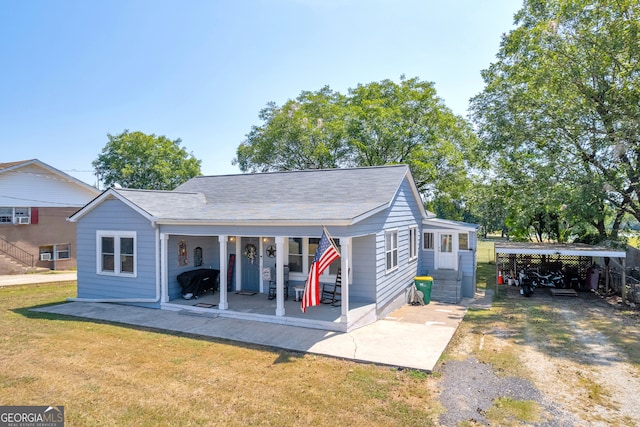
438, 281, 640, 426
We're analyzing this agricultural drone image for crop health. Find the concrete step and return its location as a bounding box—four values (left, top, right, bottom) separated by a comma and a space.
0, 253, 46, 275
430, 280, 462, 304
0, 253, 29, 275
417, 270, 463, 303
429, 269, 460, 281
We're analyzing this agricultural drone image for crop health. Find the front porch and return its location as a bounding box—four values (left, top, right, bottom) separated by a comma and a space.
162, 290, 377, 332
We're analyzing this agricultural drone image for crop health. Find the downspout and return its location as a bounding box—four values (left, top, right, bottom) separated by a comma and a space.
66, 222, 162, 304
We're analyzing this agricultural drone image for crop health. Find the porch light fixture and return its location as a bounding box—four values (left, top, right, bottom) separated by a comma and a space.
229, 236, 236, 242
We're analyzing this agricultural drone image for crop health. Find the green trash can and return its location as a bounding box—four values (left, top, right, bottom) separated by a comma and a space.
414, 276, 433, 304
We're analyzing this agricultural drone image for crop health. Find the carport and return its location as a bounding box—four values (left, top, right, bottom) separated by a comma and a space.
494, 242, 627, 294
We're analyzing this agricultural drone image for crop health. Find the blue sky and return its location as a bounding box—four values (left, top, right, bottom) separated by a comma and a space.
1, 0, 520, 186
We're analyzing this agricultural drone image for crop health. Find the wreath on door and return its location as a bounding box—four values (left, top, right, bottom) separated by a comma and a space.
243, 244, 257, 264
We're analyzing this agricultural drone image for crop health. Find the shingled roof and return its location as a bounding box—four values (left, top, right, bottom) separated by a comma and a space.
70, 165, 426, 226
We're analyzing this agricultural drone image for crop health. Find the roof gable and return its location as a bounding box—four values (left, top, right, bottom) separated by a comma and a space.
0, 159, 99, 207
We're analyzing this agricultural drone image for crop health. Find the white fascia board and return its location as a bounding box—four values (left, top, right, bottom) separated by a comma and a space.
32, 160, 100, 194
423, 218, 480, 232
154, 218, 353, 227
403, 169, 429, 220
68, 188, 155, 223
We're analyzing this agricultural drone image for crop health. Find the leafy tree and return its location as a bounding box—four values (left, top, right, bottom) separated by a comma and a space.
470, 0, 640, 241
235, 87, 349, 172
463, 180, 508, 238
93, 130, 202, 190
235, 77, 478, 212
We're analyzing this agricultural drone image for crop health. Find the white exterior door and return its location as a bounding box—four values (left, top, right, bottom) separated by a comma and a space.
436, 232, 457, 270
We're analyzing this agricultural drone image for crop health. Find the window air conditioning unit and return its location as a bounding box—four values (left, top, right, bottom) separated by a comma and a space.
40, 253, 52, 261
18, 217, 30, 224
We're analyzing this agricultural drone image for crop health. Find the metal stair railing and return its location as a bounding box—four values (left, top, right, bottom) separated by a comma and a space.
0, 236, 34, 268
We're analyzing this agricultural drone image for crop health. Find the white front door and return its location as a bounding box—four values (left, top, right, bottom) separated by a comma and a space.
436, 233, 457, 270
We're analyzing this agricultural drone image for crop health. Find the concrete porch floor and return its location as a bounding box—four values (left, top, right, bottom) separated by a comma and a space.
164, 290, 376, 332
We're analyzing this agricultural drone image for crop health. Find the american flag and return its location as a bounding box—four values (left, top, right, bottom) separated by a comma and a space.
301, 228, 340, 313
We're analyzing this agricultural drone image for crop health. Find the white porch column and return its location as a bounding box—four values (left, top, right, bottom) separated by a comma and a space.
275, 236, 286, 316
234, 238, 241, 292
160, 233, 169, 303
339, 237, 350, 323
219, 235, 229, 310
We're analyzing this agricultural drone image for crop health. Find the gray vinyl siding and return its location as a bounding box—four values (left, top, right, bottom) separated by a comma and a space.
419, 227, 478, 280
76, 199, 158, 305
350, 234, 376, 302
459, 232, 477, 297
167, 235, 221, 300
373, 180, 421, 312
419, 249, 435, 276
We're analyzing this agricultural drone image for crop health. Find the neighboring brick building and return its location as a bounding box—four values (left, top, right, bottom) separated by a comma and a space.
0, 160, 100, 274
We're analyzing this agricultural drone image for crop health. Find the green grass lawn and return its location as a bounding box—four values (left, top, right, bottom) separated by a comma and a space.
0, 281, 441, 426
476, 239, 496, 264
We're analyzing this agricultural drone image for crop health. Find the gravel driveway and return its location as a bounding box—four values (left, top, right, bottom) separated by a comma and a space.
435, 286, 640, 426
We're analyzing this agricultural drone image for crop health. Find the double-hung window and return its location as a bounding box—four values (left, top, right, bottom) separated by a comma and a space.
385, 230, 398, 272
423, 232, 434, 250
0, 208, 12, 223
97, 231, 136, 276
408, 227, 418, 261
288, 238, 304, 273
288, 237, 342, 276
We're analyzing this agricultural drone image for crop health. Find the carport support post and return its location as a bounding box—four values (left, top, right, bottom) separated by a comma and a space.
219, 235, 228, 310
339, 237, 350, 323
621, 256, 627, 303
275, 236, 286, 316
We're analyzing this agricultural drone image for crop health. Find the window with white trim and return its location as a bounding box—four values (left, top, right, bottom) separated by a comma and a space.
409, 227, 418, 261
97, 231, 136, 276
423, 232, 434, 250
288, 237, 341, 275
385, 230, 398, 271
288, 238, 303, 273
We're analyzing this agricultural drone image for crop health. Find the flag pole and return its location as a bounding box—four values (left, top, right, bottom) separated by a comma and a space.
322, 225, 341, 255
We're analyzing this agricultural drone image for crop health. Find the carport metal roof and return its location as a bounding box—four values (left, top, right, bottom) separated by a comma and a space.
494, 241, 628, 299
494, 242, 626, 259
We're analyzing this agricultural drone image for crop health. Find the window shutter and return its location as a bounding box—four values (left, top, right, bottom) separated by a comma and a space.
31, 208, 39, 224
